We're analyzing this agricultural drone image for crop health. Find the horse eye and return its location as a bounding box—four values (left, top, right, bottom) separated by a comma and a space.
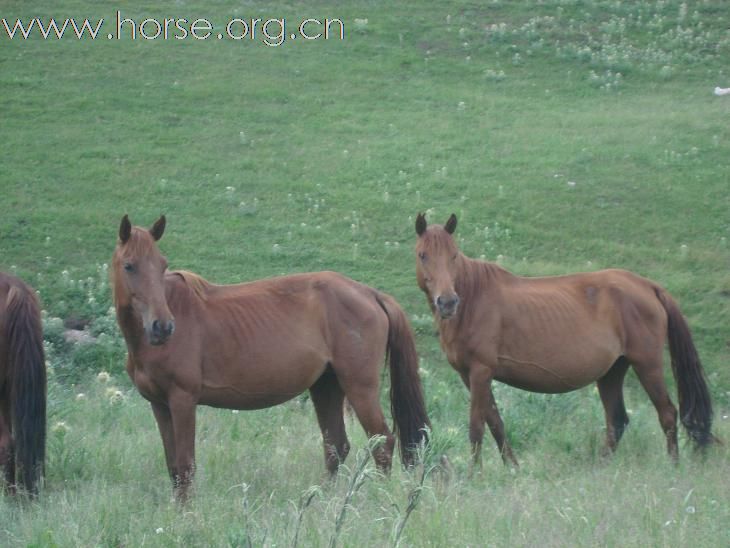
124, 262, 134, 272
418, 252, 426, 261
452, 254, 458, 261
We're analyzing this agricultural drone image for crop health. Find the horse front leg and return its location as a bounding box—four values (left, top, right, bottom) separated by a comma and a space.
168, 392, 197, 503
151, 401, 177, 487
469, 365, 518, 469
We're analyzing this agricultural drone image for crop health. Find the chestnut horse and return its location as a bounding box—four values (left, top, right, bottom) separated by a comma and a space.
415, 213, 714, 468
0, 272, 46, 495
113, 215, 429, 500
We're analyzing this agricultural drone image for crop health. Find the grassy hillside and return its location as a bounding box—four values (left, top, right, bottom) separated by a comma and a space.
1, 1, 729, 546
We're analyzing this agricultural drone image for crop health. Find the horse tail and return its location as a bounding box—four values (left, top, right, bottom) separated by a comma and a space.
654, 287, 715, 450
5, 281, 47, 494
374, 292, 430, 466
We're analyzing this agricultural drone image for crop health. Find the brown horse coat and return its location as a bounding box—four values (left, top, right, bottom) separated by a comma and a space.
114, 216, 429, 500
415, 213, 714, 467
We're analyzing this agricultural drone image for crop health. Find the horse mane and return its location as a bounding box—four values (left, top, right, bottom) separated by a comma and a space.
455, 256, 509, 310
170, 270, 212, 301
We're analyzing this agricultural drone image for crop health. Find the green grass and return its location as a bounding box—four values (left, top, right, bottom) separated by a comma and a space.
1, 0, 729, 545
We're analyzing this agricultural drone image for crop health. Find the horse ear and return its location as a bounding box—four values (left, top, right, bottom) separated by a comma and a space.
119, 214, 132, 244
415, 213, 427, 236
444, 213, 457, 234
149, 215, 166, 241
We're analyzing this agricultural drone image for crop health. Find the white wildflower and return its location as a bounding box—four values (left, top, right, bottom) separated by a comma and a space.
51, 421, 70, 434
107, 389, 125, 405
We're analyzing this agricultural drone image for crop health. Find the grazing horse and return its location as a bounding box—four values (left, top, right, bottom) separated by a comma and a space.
414, 213, 715, 468
112, 215, 430, 500
0, 273, 46, 495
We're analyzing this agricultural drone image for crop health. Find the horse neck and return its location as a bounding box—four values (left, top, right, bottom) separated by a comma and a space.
453, 256, 506, 317
454, 255, 488, 296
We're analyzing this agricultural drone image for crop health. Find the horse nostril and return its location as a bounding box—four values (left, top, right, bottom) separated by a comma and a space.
151, 319, 161, 335
437, 295, 459, 310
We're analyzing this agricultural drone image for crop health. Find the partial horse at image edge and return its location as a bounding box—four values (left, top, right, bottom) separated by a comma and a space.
414, 213, 716, 467
0, 272, 47, 495
112, 215, 430, 501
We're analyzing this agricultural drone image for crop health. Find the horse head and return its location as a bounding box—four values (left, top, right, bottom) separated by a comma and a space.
415, 213, 461, 319
113, 214, 175, 345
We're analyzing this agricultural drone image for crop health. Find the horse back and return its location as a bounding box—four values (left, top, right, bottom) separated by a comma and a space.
501, 268, 665, 332
192, 270, 385, 340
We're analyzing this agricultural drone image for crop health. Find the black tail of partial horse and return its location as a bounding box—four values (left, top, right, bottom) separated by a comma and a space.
655, 288, 715, 450
375, 293, 430, 466
5, 283, 47, 494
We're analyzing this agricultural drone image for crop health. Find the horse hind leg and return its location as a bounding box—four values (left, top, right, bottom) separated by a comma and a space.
330, 331, 395, 472
630, 355, 679, 461
309, 367, 350, 475
596, 357, 631, 456
337, 380, 395, 473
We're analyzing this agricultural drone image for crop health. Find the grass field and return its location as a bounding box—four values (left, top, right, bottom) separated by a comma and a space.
1, 0, 729, 545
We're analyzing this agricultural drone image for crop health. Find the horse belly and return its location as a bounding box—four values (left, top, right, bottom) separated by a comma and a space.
495, 364, 595, 393
495, 343, 621, 394
200, 388, 297, 410
198, 343, 329, 410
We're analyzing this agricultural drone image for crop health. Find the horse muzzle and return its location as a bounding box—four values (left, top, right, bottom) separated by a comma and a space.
435, 294, 460, 319
146, 318, 176, 345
